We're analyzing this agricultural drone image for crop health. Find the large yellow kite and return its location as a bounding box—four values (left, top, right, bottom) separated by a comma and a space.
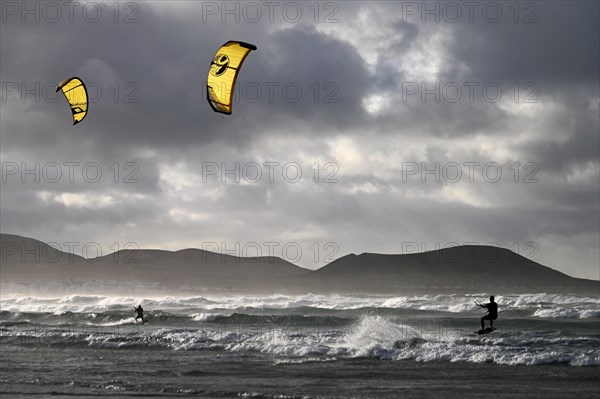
207, 41, 257, 115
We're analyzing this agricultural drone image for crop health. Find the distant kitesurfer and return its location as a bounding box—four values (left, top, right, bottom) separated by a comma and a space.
134, 305, 144, 323
476, 296, 498, 330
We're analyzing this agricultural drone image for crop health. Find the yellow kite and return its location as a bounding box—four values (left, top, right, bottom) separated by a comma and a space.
56, 77, 88, 125
207, 41, 257, 115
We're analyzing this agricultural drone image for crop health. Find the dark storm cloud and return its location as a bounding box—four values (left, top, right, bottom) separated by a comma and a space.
443, 1, 600, 86
242, 26, 371, 128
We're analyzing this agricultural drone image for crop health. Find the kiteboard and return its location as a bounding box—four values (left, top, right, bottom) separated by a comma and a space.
476, 327, 496, 335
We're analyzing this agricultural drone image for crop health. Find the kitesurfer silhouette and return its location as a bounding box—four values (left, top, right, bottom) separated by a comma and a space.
134, 305, 144, 323
477, 296, 498, 330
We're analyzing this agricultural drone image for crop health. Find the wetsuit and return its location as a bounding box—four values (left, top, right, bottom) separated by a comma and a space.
481, 301, 498, 329
134, 306, 144, 322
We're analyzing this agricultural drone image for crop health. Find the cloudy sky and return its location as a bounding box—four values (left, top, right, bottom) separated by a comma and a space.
1, 1, 598, 279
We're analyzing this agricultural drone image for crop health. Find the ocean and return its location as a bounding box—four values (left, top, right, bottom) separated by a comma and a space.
1, 293, 598, 398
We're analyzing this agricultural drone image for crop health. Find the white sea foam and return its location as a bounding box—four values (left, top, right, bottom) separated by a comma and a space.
94, 318, 138, 327
532, 308, 600, 318
1, 293, 598, 320
190, 313, 221, 322
11, 310, 597, 367
139, 315, 599, 366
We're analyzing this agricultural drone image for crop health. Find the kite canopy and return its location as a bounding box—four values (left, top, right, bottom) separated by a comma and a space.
207, 41, 257, 115
56, 77, 88, 125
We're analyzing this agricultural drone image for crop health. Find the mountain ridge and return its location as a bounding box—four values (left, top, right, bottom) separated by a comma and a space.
1, 233, 597, 295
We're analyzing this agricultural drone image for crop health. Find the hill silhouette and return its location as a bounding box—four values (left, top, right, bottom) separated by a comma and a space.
301, 246, 597, 294
0, 234, 308, 293
1, 234, 597, 295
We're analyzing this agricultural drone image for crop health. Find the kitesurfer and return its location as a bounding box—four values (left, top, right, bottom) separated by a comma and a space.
134, 305, 144, 323
477, 296, 498, 330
